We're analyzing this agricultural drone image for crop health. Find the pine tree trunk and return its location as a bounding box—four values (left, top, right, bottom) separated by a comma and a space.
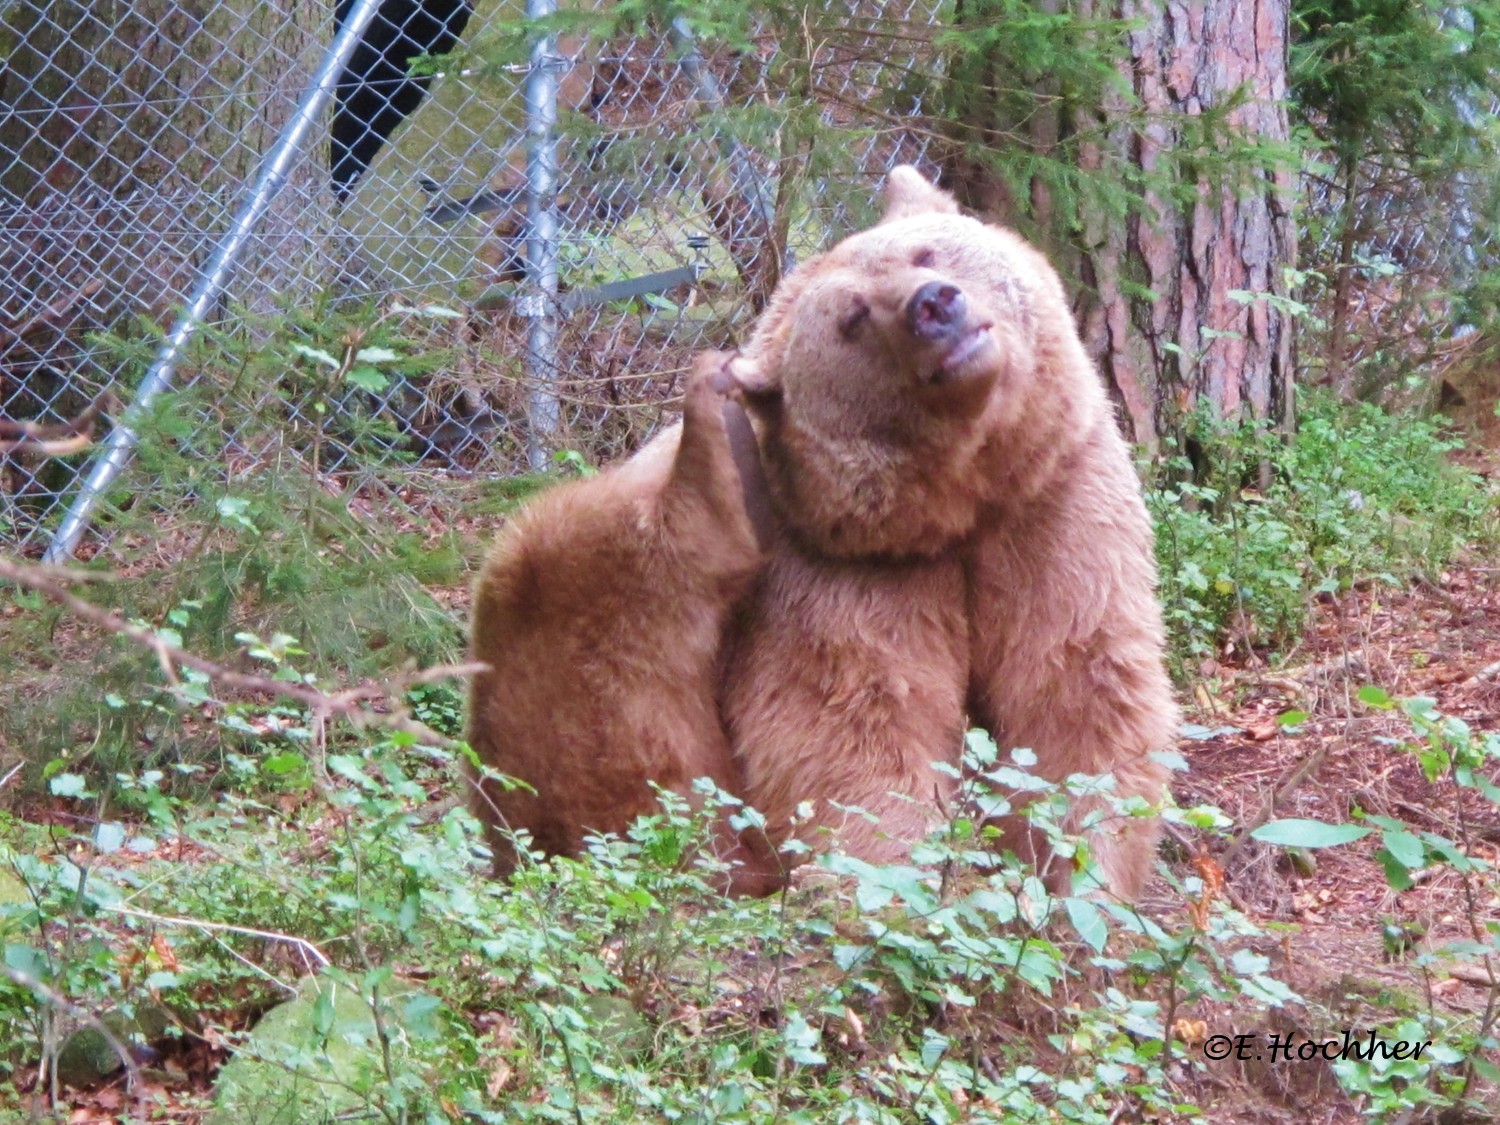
1076, 0, 1296, 447
946, 0, 1296, 449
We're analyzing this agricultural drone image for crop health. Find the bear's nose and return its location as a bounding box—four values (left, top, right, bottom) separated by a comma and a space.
906, 281, 967, 342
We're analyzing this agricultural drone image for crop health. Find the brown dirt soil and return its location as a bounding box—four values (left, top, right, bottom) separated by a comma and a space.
1150, 555, 1500, 1122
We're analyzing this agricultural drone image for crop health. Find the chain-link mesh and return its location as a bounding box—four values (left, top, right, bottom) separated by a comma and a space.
0, 0, 946, 559
1300, 150, 1494, 400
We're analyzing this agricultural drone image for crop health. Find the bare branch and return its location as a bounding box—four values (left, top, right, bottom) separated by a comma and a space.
102, 905, 331, 969
0, 555, 484, 751
0, 962, 142, 1091
0, 393, 120, 457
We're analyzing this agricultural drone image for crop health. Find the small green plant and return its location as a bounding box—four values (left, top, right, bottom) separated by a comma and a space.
3, 666, 1319, 1125
1253, 689, 1500, 1118
1152, 389, 1494, 665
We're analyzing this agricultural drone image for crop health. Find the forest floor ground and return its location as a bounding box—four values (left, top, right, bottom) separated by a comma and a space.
14, 553, 1495, 1124
1165, 550, 1500, 1122
5, 454, 1500, 1122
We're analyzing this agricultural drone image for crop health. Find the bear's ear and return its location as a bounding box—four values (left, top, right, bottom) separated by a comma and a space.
881, 165, 960, 224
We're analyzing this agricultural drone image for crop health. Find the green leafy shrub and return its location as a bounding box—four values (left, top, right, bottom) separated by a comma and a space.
2, 708, 1293, 1124
1152, 390, 1494, 665
1253, 690, 1500, 1118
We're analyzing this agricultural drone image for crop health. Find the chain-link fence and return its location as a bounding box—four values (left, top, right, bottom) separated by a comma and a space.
1301, 162, 1490, 402
1, 0, 945, 559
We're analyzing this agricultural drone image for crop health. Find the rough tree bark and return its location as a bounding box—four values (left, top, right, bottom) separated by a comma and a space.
949, 0, 1297, 449
1079, 0, 1296, 448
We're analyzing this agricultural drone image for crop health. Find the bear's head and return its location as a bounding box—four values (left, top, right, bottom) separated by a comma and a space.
730, 166, 1107, 560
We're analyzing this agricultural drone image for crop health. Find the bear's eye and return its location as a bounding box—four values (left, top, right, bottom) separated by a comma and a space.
912, 248, 936, 268
838, 298, 870, 339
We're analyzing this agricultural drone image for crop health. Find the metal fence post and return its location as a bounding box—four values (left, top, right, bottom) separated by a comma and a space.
42, 0, 387, 563
521, 0, 561, 471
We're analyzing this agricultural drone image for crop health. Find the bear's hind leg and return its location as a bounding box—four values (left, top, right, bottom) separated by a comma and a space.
466, 354, 774, 885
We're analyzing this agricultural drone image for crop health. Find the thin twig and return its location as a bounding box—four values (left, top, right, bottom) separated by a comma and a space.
1, 962, 142, 1091
0, 554, 485, 751
102, 905, 332, 968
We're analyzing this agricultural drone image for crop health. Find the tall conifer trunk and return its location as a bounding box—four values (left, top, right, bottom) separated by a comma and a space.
949, 0, 1297, 448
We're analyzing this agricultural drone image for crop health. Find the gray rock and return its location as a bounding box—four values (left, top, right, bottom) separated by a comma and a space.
207, 976, 453, 1125
54, 1007, 167, 1088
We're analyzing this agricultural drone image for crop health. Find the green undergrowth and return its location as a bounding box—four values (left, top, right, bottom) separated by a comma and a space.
0, 301, 586, 790
0, 498, 467, 788
0, 716, 1238, 1123
1151, 389, 1497, 669
2, 694, 1496, 1121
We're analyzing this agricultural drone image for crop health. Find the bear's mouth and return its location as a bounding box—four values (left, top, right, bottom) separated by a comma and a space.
932, 324, 997, 382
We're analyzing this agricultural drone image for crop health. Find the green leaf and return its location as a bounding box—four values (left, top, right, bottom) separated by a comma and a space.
216, 496, 255, 530
328, 756, 376, 790
94, 823, 125, 854
781, 1011, 825, 1066
832, 944, 868, 972
1378, 827, 1425, 869
401, 992, 444, 1038
391, 302, 462, 320
49, 773, 88, 799
1152, 749, 1190, 771
1250, 819, 1370, 848
1357, 685, 1394, 709
1064, 897, 1108, 952
312, 984, 337, 1038
346, 366, 390, 394
4, 943, 49, 981
353, 346, 400, 364
1179, 723, 1238, 741
920, 1028, 949, 1068
1376, 849, 1415, 890
291, 343, 340, 369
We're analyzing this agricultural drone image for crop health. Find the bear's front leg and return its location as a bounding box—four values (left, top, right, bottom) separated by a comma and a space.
963, 425, 1177, 899
466, 352, 779, 893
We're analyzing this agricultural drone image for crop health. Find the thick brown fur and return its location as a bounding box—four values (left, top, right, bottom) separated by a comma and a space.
465, 353, 782, 895
726, 167, 1177, 897
720, 545, 970, 866
467, 169, 1177, 901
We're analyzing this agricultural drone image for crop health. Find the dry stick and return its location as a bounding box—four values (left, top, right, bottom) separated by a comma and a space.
104, 905, 331, 970
0, 555, 486, 751
0, 394, 118, 456
1219, 738, 1338, 871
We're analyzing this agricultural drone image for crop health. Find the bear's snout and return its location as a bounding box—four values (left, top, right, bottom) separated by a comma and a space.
906, 281, 967, 345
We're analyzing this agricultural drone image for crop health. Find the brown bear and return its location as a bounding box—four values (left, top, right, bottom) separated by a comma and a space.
464, 352, 783, 895
723, 166, 1177, 897
716, 549, 971, 868
467, 166, 1176, 901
